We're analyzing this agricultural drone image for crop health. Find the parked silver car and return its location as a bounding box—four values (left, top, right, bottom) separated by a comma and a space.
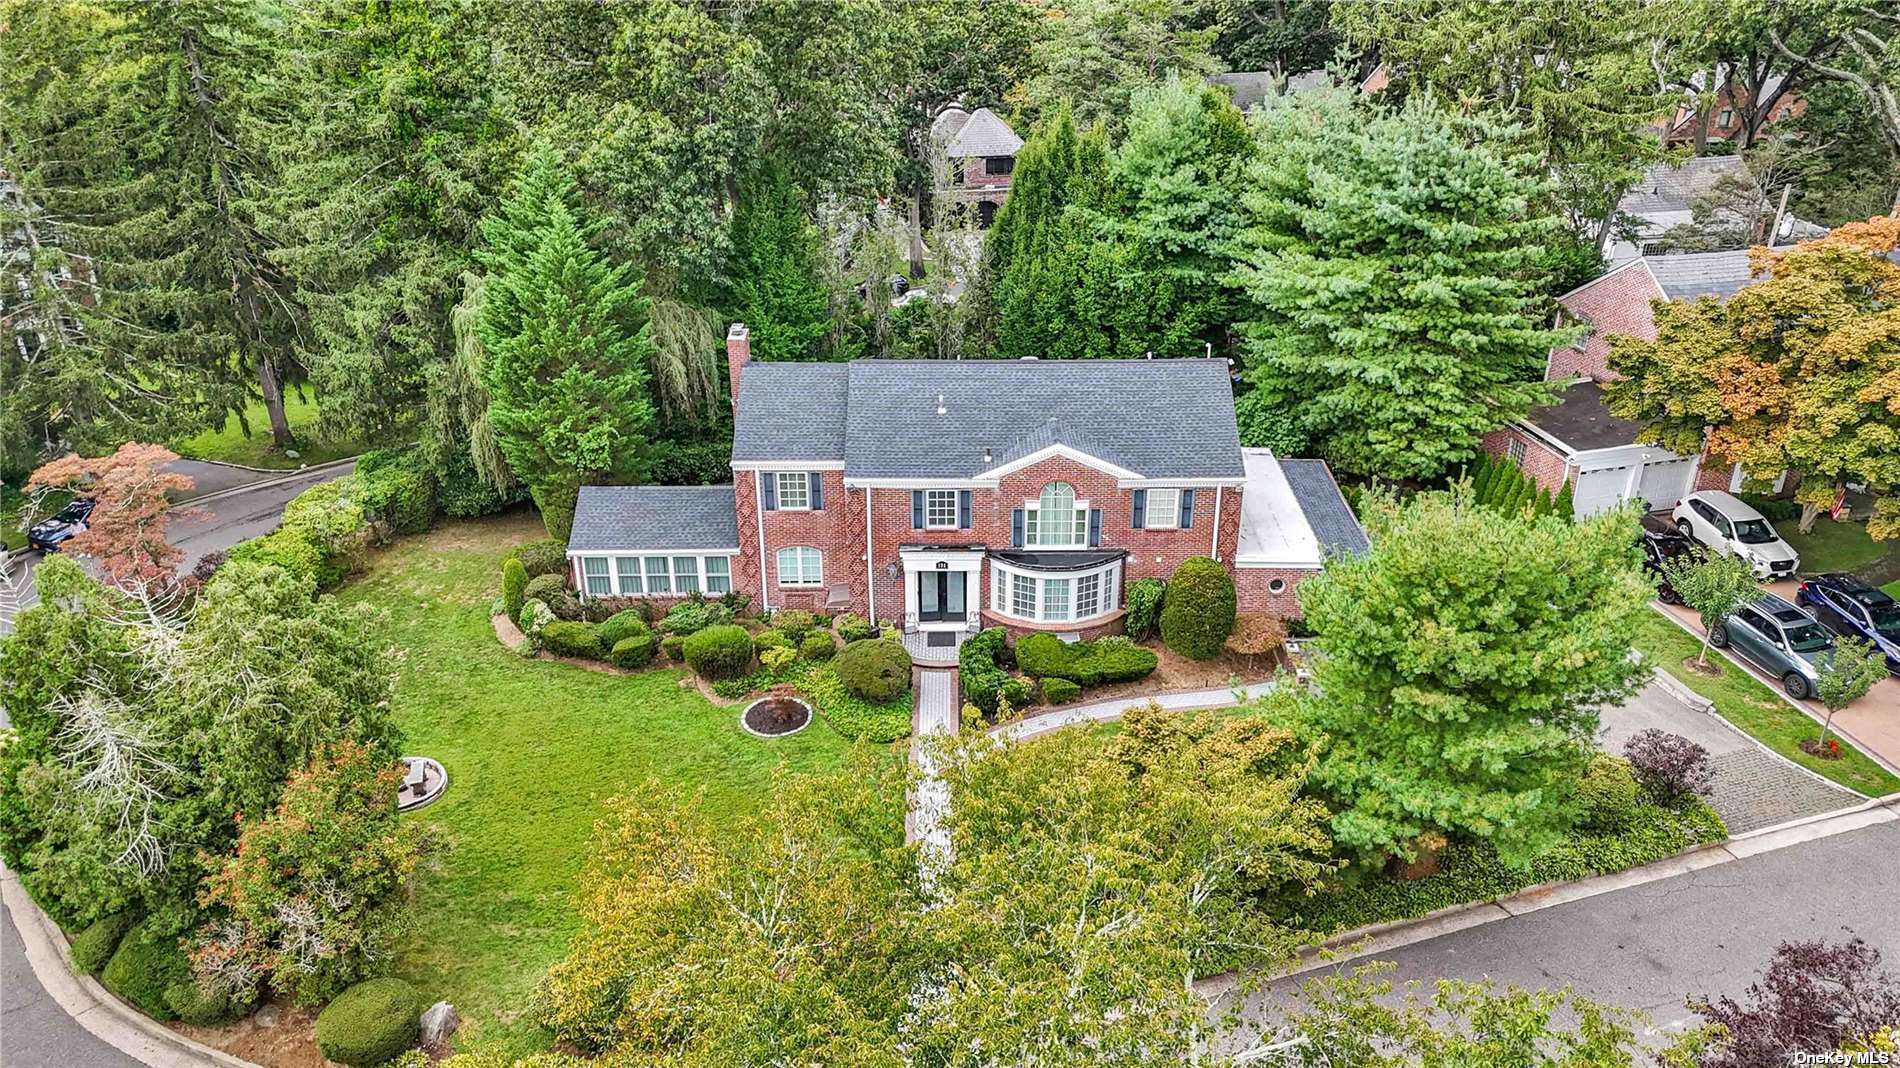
1671, 490, 1799, 580
1709, 593, 1836, 699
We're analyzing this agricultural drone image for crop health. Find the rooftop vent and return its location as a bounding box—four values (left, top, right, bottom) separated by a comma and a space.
936, 392, 947, 416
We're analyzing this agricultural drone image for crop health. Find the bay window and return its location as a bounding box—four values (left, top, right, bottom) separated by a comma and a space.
990, 559, 1120, 624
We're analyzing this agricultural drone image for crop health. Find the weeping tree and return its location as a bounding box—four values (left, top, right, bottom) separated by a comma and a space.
421, 272, 515, 499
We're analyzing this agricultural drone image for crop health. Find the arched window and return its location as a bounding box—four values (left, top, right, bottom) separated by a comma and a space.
1028, 482, 1086, 547
776, 546, 823, 587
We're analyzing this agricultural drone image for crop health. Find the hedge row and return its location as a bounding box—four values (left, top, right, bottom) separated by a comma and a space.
1016, 633, 1157, 688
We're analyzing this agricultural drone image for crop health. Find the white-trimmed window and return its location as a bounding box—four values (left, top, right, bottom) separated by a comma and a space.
1507, 439, 1527, 466
1076, 573, 1101, 617
645, 556, 672, 594
1011, 572, 1037, 616
582, 557, 611, 597
925, 489, 959, 529
775, 472, 810, 510
673, 556, 700, 595
777, 546, 823, 586
614, 556, 643, 595
705, 557, 731, 595
1026, 482, 1087, 547
1145, 488, 1181, 530
992, 560, 1120, 624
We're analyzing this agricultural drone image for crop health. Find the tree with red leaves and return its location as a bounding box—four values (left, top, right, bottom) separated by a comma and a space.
26, 442, 199, 588
1692, 937, 1900, 1066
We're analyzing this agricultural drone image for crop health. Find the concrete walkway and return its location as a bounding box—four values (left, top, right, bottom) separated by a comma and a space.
907, 669, 959, 876
992, 680, 1281, 742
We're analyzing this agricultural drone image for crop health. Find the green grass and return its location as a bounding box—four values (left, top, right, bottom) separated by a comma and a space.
1776, 516, 1888, 576
169, 392, 365, 469
336, 514, 859, 1056
1634, 611, 1900, 796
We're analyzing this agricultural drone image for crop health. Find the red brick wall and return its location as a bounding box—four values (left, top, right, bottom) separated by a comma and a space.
1546, 263, 1662, 383
741, 470, 865, 614
1693, 452, 1731, 491
1480, 428, 1573, 494
1235, 567, 1316, 617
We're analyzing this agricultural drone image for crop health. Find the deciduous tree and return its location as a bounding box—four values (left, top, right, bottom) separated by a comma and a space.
1692, 938, 1900, 1067
1661, 553, 1761, 668
1289, 489, 1651, 866
1815, 636, 1886, 750
26, 443, 197, 588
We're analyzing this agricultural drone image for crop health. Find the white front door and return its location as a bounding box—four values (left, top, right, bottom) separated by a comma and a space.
900, 548, 986, 631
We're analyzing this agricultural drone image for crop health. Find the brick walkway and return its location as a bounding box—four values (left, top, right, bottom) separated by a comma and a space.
1707, 748, 1862, 833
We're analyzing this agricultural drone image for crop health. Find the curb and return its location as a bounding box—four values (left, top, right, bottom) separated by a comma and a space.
1645, 664, 1872, 800
1195, 791, 1900, 1000
1, 865, 261, 1068
175, 457, 358, 508
173, 454, 360, 477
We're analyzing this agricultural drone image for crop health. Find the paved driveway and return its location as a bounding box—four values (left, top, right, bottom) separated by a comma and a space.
1657, 585, 1900, 774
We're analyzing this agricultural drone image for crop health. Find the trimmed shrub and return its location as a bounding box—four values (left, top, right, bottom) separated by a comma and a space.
280, 478, 373, 584
1159, 557, 1235, 660
101, 918, 190, 1020
661, 634, 686, 661
754, 628, 793, 651
1015, 633, 1158, 687
1577, 755, 1643, 833
1124, 578, 1166, 641
517, 599, 556, 648
227, 528, 325, 589
501, 558, 528, 622
772, 609, 820, 644
357, 460, 435, 534
508, 539, 568, 577
683, 625, 754, 679
314, 977, 424, 1068
761, 646, 797, 674
164, 978, 252, 1026
1040, 676, 1082, 705
797, 663, 912, 741
834, 638, 912, 701
799, 632, 836, 660
659, 600, 733, 637
597, 610, 649, 649
1623, 729, 1715, 804
959, 628, 1033, 717
70, 912, 138, 975
524, 573, 566, 603
609, 634, 657, 669
835, 612, 875, 643
541, 621, 603, 659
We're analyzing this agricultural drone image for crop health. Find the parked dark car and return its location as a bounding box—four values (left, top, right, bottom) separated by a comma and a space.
1639, 520, 1702, 604
25, 498, 95, 552
1796, 573, 1900, 675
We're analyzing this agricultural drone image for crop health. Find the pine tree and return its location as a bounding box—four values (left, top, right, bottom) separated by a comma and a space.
726, 161, 830, 362
476, 149, 655, 542
1233, 89, 1576, 480
1554, 479, 1575, 521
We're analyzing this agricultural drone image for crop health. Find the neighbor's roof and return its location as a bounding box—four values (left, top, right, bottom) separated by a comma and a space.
1235, 449, 1367, 568
1208, 70, 1332, 110
841, 359, 1244, 481
731, 363, 851, 462
1620, 156, 1747, 216
1523, 379, 1650, 453
1646, 249, 1760, 300
567, 485, 740, 552
942, 108, 1022, 158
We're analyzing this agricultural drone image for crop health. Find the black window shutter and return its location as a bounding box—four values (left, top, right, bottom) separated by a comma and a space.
958, 490, 973, 529
911, 490, 924, 529
809, 472, 824, 510
762, 474, 777, 511
1011, 508, 1025, 547
1179, 489, 1195, 529
1131, 489, 1147, 529
1088, 508, 1102, 547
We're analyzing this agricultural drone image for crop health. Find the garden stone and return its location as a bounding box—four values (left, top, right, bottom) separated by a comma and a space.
420, 1001, 460, 1048
253, 1003, 282, 1028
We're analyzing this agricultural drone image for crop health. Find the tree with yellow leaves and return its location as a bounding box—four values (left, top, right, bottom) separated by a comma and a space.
1608, 217, 1900, 536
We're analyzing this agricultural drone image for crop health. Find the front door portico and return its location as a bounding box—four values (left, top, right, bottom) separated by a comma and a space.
900, 546, 985, 632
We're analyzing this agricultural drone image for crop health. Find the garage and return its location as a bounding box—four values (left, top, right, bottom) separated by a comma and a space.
1572, 465, 1633, 518
1571, 454, 1697, 518
1635, 456, 1697, 511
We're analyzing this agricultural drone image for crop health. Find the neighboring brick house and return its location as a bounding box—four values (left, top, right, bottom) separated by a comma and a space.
930, 106, 1022, 229
565, 324, 1368, 639
1483, 251, 1765, 517
1660, 70, 1806, 151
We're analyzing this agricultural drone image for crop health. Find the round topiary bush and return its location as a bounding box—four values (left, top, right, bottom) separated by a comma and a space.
70, 912, 138, 975
1159, 557, 1236, 661
314, 977, 424, 1068
834, 638, 912, 701
101, 917, 191, 1020
597, 609, 650, 650
799, 632, 835, 660
610, 633, 657, 669
683, 624, 754, 679
541, 621, 603, 659
661, 634, 686, 662
753, 628, 792, 651
164, 978, 254, 1026
1577, 754, 1643, 833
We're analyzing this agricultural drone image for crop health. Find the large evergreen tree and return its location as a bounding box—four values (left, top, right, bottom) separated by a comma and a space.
726, 161, 830, 362
475, 149, 655, 542
1232, 89, 1574, 480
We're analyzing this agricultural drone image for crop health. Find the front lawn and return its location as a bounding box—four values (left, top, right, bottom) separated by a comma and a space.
1634, 611, 1900, 797
1776, 516, 1888, 576
336, 514, 861, 1056
170, 392, 365, 469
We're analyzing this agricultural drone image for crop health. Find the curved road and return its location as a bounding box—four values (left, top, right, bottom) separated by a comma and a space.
0, 460, 351, 1067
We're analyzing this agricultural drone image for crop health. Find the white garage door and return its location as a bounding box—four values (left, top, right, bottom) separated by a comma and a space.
1572, 466, 1631, 518
1636, 457, 1696, 512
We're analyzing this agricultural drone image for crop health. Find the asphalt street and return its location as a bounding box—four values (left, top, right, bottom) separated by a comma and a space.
1, 892, 143, 1068
1240, 820, 1900, 1042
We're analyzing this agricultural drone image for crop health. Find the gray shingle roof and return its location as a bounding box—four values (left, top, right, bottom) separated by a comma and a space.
1207, 70, 1331, 110
840, 359, 1244, 480
1277, 459, 1370, 558
943, 108, 1022, 158
1646, 249, 1759, 300
731, 363, 850, 462
567, 485, 740, 552
1620, 156, 1747, 215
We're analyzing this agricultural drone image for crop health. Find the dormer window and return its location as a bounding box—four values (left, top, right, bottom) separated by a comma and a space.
1026, 482, 1087, 547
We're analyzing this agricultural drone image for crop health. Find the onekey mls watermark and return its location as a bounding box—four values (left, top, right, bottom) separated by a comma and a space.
1790, 1053, 1895, 1066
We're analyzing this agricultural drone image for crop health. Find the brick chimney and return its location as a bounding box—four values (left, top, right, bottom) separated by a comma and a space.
726, 322, 750, 412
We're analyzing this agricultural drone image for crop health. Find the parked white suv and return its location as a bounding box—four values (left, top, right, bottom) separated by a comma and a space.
1672, 490, 1800, 580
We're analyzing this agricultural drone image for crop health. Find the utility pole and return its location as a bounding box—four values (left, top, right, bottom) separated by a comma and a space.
1767, 183, 1792, 248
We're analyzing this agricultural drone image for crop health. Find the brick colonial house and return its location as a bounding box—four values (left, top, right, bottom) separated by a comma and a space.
1482, 251, 1768, 517
930, 106, 1022, 229
565, 325, 1367, 640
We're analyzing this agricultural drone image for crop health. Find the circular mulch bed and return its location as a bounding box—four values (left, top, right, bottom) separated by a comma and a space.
740, 695, 813, 738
